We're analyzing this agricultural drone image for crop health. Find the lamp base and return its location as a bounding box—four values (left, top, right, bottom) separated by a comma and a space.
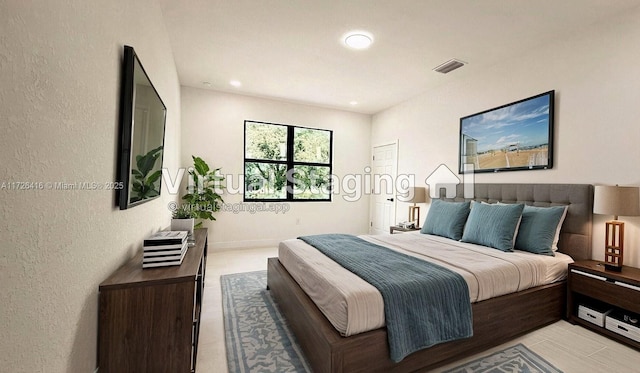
604, 263, 623, 272
409, 205, 421, 229
603, 221, 624, 271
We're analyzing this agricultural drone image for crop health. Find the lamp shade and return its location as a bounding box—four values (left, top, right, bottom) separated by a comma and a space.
400, 186, 427, 203
593, 185, 640, 218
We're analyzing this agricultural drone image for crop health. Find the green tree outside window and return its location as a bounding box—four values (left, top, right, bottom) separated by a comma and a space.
244, 121, 332, 201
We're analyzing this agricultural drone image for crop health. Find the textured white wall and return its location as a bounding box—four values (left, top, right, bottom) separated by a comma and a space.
0, 1, 181, 372
180, 88, 372, 250
372, 8, 640, 266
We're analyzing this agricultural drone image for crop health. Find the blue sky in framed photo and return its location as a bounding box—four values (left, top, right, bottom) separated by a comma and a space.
461, 94, 551, 154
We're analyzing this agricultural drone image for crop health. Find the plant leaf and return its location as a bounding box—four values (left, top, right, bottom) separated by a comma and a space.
147, 170, 162, 184
193, 156, 209, 175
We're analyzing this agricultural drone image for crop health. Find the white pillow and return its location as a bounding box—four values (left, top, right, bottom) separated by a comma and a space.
552, 206, 569, 251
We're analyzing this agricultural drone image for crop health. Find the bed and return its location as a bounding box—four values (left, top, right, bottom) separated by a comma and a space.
267, 183, 593, 372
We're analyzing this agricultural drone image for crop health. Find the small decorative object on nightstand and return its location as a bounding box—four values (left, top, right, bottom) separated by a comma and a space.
390, 225, 421, 234
398, 186, 428, 228
567, 260, 640, 349
593, 185, 640, 271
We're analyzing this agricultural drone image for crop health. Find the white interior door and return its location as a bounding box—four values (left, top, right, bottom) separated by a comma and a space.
370, 142, 397, 234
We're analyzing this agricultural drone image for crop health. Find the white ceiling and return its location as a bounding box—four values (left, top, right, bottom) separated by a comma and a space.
159, 0, 640, 114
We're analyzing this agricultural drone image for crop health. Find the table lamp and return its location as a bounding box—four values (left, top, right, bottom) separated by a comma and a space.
593, 185, 640, 271
404, 187, 427, 228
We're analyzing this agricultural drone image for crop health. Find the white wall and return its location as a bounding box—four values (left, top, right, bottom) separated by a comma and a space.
180, 88, 372, 250
0, 1, 181, 372
372, 9, 640, 266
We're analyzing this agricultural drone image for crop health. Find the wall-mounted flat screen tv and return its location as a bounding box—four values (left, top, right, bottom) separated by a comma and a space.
117, 45, 167, 209
459, 90, 554, 174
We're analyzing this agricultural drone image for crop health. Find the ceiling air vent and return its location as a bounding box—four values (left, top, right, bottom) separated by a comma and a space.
433, 59, 466, 74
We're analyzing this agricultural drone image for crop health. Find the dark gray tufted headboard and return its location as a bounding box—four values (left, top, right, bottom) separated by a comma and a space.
440, 183, 593, 261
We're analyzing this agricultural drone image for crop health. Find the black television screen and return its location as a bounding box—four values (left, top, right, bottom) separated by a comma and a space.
117, 45, 167, 209
459, 90, 554, 174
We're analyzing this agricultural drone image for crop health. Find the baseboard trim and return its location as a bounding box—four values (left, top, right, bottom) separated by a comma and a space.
210, 238, 279, 251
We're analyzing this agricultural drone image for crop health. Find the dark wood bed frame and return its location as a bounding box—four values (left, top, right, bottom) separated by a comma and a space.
267, 184, 593, 372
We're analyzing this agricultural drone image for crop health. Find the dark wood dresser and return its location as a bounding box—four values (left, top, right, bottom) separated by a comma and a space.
98, 228, 208, 372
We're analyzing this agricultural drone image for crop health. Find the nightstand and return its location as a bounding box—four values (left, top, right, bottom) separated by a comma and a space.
567, 260, 640, 349
389, 225, 421, 234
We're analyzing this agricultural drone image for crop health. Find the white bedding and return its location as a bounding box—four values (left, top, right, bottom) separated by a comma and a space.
278, 232, 573, 337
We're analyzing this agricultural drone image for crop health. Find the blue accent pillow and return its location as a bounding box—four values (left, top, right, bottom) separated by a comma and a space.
420, 199, 471, 240
461, 202, 524, 251
515, 205, 568, 256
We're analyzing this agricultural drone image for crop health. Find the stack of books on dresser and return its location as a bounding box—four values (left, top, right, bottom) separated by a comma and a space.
142, 231, 189, 269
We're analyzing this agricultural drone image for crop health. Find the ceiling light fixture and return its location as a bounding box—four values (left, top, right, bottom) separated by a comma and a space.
230, 80, 242, 87
350, 101, 358, 106
343, 31, 373, 50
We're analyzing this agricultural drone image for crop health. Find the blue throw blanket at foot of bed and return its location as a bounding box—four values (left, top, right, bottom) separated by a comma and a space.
298, 234, 473, 363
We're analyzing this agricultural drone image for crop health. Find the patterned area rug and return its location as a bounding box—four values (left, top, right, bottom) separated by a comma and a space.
442, 343, 563, 373
222, 270, 311, 373
222, 270, 562, 373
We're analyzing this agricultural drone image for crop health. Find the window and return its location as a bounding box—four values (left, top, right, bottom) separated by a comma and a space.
244, 120, 333, 201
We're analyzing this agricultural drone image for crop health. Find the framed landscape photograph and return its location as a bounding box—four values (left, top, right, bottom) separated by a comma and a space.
459, 90, 554, 174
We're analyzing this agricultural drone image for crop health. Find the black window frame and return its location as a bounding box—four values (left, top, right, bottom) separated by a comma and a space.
243, 120, 333, 202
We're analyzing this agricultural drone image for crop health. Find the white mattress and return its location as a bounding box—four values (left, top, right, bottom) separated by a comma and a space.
278, 233, 573, 337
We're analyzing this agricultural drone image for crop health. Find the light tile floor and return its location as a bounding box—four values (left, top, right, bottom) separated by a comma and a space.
196, 247, 640, 373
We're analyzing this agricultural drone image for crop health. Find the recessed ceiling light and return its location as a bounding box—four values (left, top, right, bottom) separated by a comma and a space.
350, 101, 358, 106
343, 31, 373, 50
230, 80, 242, 87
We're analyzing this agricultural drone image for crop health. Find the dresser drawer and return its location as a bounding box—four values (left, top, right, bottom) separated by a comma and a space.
570, 269, 640, 314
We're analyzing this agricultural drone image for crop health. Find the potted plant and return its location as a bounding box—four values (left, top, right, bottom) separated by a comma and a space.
181, 156, 225, 229
171, 204, 197, 236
